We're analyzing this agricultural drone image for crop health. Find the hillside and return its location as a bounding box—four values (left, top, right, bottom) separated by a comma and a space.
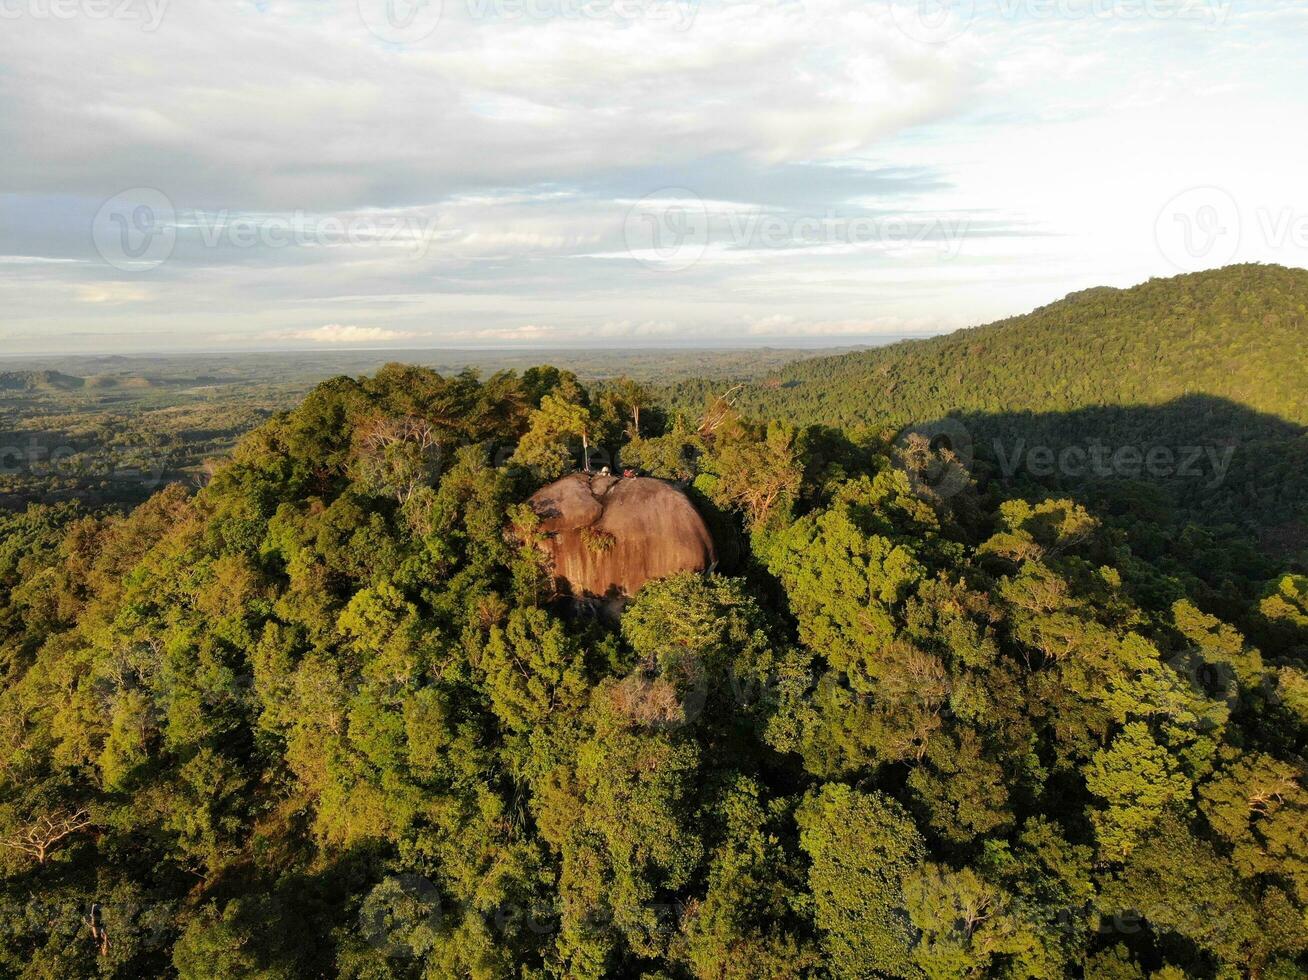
1, 365, 1305, 978
0, 370, 85, 392
670, 265, 1308, 430
663, 266, 1308, 566
0, 349, 831, 512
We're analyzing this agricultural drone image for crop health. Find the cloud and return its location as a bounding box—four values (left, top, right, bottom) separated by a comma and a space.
0, 3, 970, 208
275, 325, 420, 344
443, 324, 560, 343
1, 1, 1305, 350
77, 284, 151, 305
744, 312, 956, 338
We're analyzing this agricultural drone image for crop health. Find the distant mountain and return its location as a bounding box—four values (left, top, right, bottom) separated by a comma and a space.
671, 264, 1308, 431
667, 265, 1308, 577
0, 370, 85, 392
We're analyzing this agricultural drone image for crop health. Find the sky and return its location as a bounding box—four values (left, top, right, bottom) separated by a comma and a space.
1, 0, 1306, 353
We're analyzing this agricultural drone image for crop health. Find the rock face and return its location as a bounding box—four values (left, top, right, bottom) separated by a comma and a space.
527, 473, 716, 607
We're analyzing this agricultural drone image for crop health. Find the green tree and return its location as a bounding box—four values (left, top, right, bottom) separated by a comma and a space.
512, 393, 595, 479
796, 784, 925, 979
1084, 721, 1192, 859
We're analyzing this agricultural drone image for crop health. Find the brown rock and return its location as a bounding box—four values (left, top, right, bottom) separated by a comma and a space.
527, 473, 716, 606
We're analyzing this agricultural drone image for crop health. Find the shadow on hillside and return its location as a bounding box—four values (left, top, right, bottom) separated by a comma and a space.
918, 394, 1308, 585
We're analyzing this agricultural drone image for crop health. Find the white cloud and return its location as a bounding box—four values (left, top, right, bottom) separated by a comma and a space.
0, 1, 1303, 350
77, 283, 151, 305
0, 2, 969, 207
276, 325, 421, 344
0, 255, 83, 265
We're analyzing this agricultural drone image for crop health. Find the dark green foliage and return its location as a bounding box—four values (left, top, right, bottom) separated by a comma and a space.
665, 264, 1308, 594
669, 265, 1308, 433
796, 784, 924, 978
0, 351, 1304, 980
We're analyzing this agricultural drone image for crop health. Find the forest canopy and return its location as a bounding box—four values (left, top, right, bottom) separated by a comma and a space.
0, 356, 1306, 979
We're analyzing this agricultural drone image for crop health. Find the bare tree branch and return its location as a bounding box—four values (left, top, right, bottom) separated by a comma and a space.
1, 808, 92, 865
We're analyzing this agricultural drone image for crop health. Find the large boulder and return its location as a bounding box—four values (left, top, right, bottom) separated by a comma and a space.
527, 473, 716, 608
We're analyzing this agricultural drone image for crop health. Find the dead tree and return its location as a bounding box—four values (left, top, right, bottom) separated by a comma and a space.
85, 903, 111, 957
1, 807, 92, 865
697, 384, 744, 440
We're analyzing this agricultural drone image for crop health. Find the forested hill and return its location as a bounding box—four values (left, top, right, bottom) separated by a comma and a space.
668, 264, 1308, 430
660, 265, 1308, 559
0, 371, 85, 392
1, 364, 1307, 977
